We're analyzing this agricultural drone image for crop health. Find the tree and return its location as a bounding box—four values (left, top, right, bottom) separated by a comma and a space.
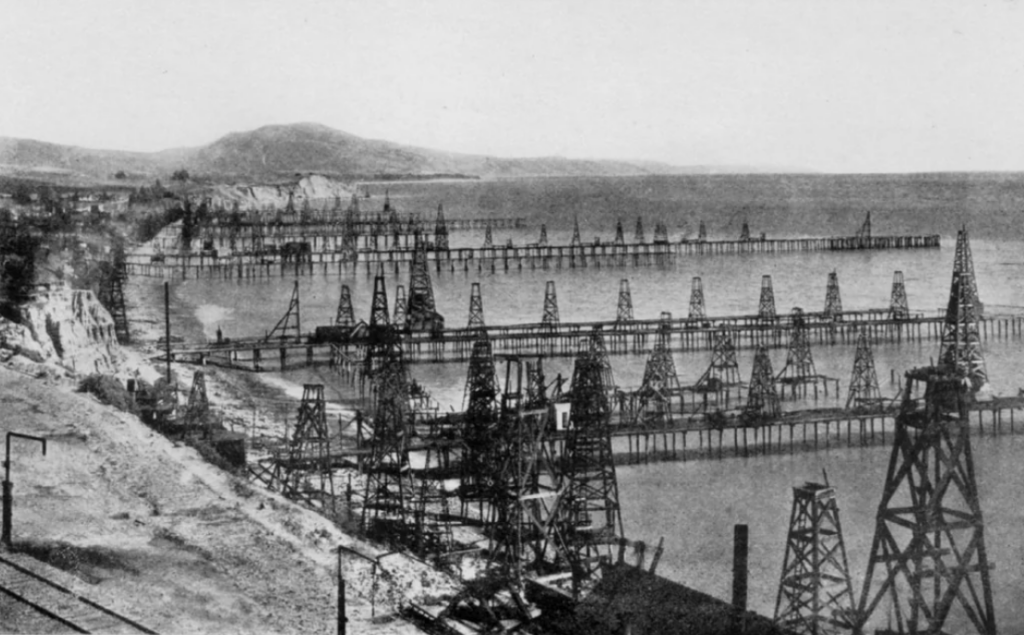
172, 169, 190, 182
114, 171, 127, 180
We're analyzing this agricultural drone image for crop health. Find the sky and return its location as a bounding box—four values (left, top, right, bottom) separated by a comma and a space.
1, 0, 1022, 173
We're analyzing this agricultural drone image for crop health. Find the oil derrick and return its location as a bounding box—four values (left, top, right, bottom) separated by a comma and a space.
759, 275, 777, 321
284, 190, 296, 216
341, 194, 360, 256
263, 280, 301, 342
697, 331, 742, 390
335, 284, 355, 327
460, 335, 499, 508
846, 330, 882, 411
250, 219, 265, 254
361, 333, 416, 543
854, 367, 996, 635
653, 222, 669, 244
433, 203, 449, 251
634, 330, 681, 428
406, 237, 445, 333
107, 243, 130, 343
634, 217, 645, 243
856, 211, 871, 244
525, 358, 549, 407
363, 268, 391, 378
282, 384, 337, 515
538, 224, 548, 247
393, 284, 408, 329
698, 220, 707, 241
776, 308, 819, 397
615, 279, 634, 322
774, 482, 856, 635
688, 276, 707, 321
483, 223, 493, 248
370, 268, 390, 328
889, 271, 910, 320
741, 221, 751, 241
938, 226, 987, 392
182, 371, 210, 435
541, 281, 560, 326
560, 332, 623, 597
824, 270, 843, 321
743, 346, 781, 424
614, 220, 625, 246
570, 215, 582, 247
468, 282, 485, 328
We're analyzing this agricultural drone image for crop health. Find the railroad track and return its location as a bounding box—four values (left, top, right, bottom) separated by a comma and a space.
0, 552, 156, 634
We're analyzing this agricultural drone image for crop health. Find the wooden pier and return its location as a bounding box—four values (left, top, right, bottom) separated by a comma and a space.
126, 233, 940, 279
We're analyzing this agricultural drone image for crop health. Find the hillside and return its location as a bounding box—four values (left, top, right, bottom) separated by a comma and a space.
0, 122, 796, 184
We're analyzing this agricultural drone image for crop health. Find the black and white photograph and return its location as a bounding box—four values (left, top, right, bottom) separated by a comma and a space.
0, 1, 1021, 633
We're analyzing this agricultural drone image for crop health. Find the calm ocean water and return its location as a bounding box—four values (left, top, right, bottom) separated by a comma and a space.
168, 173, 1024, 630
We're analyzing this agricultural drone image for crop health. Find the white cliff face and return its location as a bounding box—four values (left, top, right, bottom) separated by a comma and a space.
0, 283, 125, 377
211, 174, 352, 209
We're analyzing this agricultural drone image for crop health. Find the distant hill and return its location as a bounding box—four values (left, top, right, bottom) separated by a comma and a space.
0, 122, 808, 183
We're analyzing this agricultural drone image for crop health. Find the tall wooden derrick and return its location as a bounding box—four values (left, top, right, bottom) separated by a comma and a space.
775, 482, 856, 635
538, 224, 548, 247
281, 384, 337, 517
759, 275, 778, 321
824, 270, 843, 321
688, 276, 707, 321
392, 284, 408, 330
694, 331, 744, 412
105, 243, 130, 343
634, 217, 645, 243
856, 211, 871, 245
653, 222, 669, 244
434, 203, 449, 251
614, 220, 625, 246
468, 282, 486, 328
846, 330, 882, 411
776, 308, 825, 399
483, 222, 494, 248
854, 368, 996, 635
335, 284, 355, 327
615, 279, 634, 322
460, 335, 499, 515
889, 271, 910, 320
938, 226, 987, 392
182, 370, 210, 436
412, 411, 459, 558
698, 220, 707, 241
743, 346, 781, 425
570, 215, 582, 248
559, 330, 623, 598
362, 268, 392, 381
741, 220, 752, 241
633, 330, 680, 428
263, 280, 301, 342
406, 237, 445, 333
542, 281, 560, 326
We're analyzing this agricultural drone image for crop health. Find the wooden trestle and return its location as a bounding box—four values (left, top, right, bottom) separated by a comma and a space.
125, 234, 940, 279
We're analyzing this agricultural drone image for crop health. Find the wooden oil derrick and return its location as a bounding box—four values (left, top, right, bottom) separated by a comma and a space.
392, 284, 407, 329
361, 335, 416, 544
250, 218, 265, 254
406, 237, 445, 333
634, 217, 645, 244
362, 268, 391, 380
698, 220, 707, 241
434, 203, 449, 251
633, 330, 680, 428
846, 329, 882, 411
743, 346, 781, 424
281, 384, 336, 516
412, 414, 459, 558
776, 308, 821, 399
468, 282, 485, 328
107, 242, 130, 343
653, 222, 668, 244
824, 270, 843, 321
571, 215, 582, 247
854, 367, 996, 635
460, 335, 499, 513
856, 211, 871, 244
335, 284, 355, 327
538, 224, 548, 247
542, 281, 560, 326
775, 482, 856, 635
614, 220, 625, 246
263, 280, 300, 342
182, 370, 210, 436
369, 267, 390, 328
938, 226, 988, 392
525, 357, 550, 407
741, 221, 751, 241
694, 330, 744, 412
615, 279, 634, 322
759, 275, 777, 321
560, 331, 623, 598
483, 222, 494, 248
889, 271, 910, 320
688, 276, 707, 321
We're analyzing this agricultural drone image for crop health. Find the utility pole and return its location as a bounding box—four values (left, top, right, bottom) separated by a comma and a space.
3, 432, 47, 548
